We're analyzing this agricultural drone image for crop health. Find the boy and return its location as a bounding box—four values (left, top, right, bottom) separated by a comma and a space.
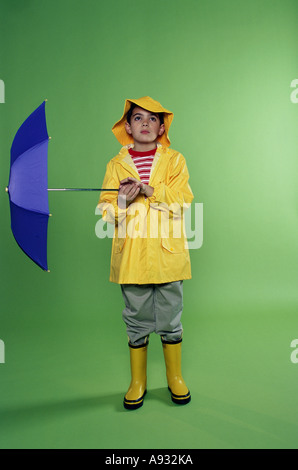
98, 96, 193, 410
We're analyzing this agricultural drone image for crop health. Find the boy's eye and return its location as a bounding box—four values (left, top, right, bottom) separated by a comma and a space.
134, 116, 141, 121
150, 117, 157, 122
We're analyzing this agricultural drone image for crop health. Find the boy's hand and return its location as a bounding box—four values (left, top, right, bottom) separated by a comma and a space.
118, 179, 140, 209
119, 177, 154, 198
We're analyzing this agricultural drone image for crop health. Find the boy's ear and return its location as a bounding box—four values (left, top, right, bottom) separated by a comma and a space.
158, 123, 165, 136
125, 121, 132, 135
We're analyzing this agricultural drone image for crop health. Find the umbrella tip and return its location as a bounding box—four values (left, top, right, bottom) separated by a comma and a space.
45, 99, 48, 102
48, 136, 52, 140
5, 187, 8, 192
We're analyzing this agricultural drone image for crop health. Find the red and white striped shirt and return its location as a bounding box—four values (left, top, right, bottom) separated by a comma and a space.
129, 147, 157, 185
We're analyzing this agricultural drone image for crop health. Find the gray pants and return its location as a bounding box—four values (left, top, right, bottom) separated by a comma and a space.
121, 281, 183, 346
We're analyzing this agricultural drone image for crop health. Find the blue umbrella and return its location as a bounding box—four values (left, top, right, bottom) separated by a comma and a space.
6, 101, 118, 271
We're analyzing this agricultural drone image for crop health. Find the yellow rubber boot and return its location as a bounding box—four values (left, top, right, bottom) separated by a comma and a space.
123, 343, 148, 410
162, 340, 191, 405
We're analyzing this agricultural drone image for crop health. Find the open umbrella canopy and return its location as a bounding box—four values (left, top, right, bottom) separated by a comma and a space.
7, 101, 50, 271
6, 101, 119, 271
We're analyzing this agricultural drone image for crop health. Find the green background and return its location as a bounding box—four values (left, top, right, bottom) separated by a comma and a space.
0, 0, 298, 449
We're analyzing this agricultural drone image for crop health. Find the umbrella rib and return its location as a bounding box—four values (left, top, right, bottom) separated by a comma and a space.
9, 199, 50, 216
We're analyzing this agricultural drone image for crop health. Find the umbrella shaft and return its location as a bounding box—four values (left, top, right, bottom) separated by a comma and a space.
47, 188, 119, 191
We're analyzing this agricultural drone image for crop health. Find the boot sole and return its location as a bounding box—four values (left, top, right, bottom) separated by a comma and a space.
168, 386, 191, 405
123, 390, 147, 410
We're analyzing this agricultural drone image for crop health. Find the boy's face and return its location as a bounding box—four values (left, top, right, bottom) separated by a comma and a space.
125, 106, 165, 149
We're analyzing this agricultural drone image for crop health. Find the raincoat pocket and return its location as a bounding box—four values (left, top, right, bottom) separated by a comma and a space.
161, 237, 185, 254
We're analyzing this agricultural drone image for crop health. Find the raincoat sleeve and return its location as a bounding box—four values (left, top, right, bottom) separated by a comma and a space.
97, 161, 127, 225
148, 153, 193, 214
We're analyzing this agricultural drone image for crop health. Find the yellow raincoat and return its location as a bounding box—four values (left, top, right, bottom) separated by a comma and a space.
98, 97, 194, 284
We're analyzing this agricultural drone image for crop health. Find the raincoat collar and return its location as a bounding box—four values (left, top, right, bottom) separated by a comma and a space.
113, 143, 167, 184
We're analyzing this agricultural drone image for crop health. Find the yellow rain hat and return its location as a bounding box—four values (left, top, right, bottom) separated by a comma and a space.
112, 96, 174, 147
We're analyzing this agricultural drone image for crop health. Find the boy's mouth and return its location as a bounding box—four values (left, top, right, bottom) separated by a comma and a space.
141, 130, 149, 134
